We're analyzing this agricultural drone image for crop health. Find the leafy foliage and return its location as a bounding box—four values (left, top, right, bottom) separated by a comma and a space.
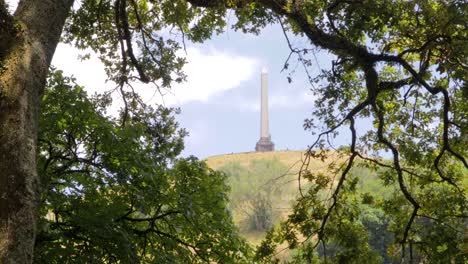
185, 1, 467, 262
256, 160, 466, 263
34, 70, 251, 263
10, 0, 465, 262
62, 0, 229, 88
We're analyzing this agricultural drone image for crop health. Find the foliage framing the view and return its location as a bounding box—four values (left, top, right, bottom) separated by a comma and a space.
54, 0, 468, 262
34, 70, 251, 263
1, 0, 465, 262
225, 1, 467, 263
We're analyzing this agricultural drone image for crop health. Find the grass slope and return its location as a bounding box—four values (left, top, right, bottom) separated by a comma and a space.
205, 150, 345, 244
206, 150, 344, 176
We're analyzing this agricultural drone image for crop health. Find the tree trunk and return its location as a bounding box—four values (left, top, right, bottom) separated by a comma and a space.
0, 0, 73, 263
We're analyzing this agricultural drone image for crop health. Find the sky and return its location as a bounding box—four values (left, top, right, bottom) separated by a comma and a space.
7, 1, 349, 159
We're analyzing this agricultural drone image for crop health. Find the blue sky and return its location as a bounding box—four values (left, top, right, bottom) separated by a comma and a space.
166, 24, 351, 158
52, 22, 350, 159
6, 0, 350, 159
51, 23, 340, 158
168, 23, 337, 158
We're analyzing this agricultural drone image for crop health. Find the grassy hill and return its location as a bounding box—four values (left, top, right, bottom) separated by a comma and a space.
206, 150, 343, 173
205, 150, 401, 263
206, 150, 306, 171
204, 150, 346, 245
205, 150, 468, 262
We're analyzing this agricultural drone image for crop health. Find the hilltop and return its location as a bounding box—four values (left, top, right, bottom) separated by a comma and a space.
206, 150, 304, 171
205, 149, 344, 174
204, 150, 346, 246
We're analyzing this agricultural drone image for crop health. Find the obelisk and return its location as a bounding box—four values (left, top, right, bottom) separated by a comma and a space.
255, 67, 274, 152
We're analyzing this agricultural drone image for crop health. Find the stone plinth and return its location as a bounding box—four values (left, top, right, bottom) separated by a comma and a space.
255, 136, 275, 152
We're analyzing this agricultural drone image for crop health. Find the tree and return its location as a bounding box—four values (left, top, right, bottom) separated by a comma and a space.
191, 0, 467, 262
34, 69, 250, 262
1, 0, 225, 261
1, 1, 75, 262
1, 0, 466, 262
244, 1, 466, 262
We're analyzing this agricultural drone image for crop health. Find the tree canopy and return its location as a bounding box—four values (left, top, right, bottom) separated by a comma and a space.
34, 69, 251, 263
0, 0, 466, 263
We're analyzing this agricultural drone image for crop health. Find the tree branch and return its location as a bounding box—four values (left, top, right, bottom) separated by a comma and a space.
114, 0, 149, 84
317, 116, 357, 242
372, 100, 420, 246
122, 210, 181, 222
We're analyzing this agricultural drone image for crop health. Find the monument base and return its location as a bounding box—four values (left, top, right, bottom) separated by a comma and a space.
255, 136, 275, 152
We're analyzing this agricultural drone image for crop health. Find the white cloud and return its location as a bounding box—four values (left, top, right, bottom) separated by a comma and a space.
8, 0, 258, 107
165, 47, 258, 105
52, 44, 258, 108
52, 44, 111, 95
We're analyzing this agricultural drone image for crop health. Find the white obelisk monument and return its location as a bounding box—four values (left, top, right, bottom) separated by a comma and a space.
255, 67, 275, 152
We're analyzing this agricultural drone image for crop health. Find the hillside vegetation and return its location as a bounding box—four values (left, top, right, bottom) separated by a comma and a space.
205, 150, 398, 262
205, 151, 349, 240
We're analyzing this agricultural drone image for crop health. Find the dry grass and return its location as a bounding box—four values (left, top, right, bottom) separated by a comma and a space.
205, 149, 346, 194
206, 150, 344, 173
206, 150, 306, 171
204, 150, 346, 250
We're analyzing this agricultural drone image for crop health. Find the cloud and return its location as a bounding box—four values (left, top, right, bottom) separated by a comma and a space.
52, 44, 111, 95
164, 47, 259, 105
52, 44, 259, 109
8, 0, 258, 107
239, 101, 260, 112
